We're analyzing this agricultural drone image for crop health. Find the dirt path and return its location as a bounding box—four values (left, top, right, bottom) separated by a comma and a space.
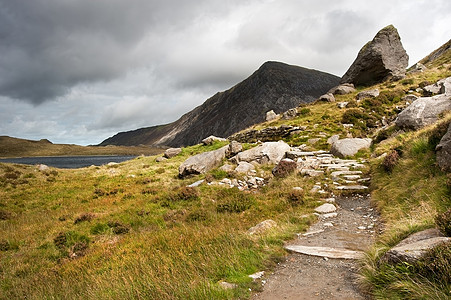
252, 193, 380, 300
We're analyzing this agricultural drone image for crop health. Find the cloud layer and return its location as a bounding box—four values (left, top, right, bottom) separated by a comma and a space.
0, 0, 450, 145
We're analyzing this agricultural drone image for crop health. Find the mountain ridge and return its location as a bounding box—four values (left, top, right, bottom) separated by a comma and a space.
100, 61, 340, 147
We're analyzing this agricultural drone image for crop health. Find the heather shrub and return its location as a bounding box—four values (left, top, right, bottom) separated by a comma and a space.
435, 209, 451, 237
416, 241, 451, 284
382, 150, 400, 172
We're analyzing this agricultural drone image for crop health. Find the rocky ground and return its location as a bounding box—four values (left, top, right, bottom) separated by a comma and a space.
252, 156, 380, 300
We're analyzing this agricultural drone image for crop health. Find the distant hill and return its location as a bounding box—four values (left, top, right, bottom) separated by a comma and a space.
100, 61, 340, 147
0, 136, 163, 158
418, 39, 451, 67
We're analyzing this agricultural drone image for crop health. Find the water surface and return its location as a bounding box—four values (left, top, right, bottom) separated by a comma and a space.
0, 155, 136, 169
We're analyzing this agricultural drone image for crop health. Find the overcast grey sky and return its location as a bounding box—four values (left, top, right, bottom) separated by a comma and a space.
0, 0, 450, 145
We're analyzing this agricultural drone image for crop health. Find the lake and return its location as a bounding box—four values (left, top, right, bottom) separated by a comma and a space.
0, 155, 137, 169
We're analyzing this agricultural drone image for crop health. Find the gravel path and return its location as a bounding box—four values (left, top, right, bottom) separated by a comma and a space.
252, 194, 380, 300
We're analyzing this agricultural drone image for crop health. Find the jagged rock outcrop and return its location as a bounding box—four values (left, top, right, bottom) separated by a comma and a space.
437, 122, 451, 171
341, 25, 409, 86
101, 61, 340, 147
395, 94, 451, 130
201, 135, 226, 145
330, 138, 372, 158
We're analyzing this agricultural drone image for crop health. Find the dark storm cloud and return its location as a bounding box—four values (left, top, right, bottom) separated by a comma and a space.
0, 0, 239, 104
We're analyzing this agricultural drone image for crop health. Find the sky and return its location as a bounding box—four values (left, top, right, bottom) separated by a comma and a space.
0, 0, 450, 146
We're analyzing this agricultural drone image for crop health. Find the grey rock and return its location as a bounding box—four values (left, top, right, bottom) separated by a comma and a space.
233, 141, 291, 165
356, 89, 380, 100
335, 185, 368, 191
402, 94, 418, 103
219, 164, 235, 173
318, 93, 335, 102
436, 122, 451, 171
327, 135, 340, 145
330, 138, 372, 158
282, 108, 298, 120
407, 62, 426, 74
285, 245, 363, 260
164, 147, 182, 158
179, 145, 228, 177
202, 135, 227, 145
265, 110, 278, 121
219, 281, 238, 289
226, 140, 243, 157
38, 164, 49, 171
341, 25, 408, 86
301, 169, 324, 177
329, 83, 356, 95
314, 203, 337, 213
423, 76, 451, 95
286, 151, 315, 159
247, 219, 277, 235
395, 94, 451, 130
383, 229, 450, 264
188, 179, 205, 187
337, 102, 349, 109
155, 156, 168, 162
234, 161, 256, 174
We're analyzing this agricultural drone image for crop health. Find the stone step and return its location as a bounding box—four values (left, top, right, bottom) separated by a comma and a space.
285, 245, 364, 259
331, 170, 363, 177
335, 185, 368, 191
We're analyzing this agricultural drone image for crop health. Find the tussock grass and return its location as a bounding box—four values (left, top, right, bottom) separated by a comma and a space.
0, 141, 320, 299
360, 116, 451, 299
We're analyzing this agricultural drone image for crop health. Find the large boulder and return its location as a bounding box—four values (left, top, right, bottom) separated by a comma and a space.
328, 83, 356, 95
395, 94, 451, 130
201, 135, 227, 145
164, 147, 182, 158
437, 122, 451, 171
265, 110, 278, 122
317, 93, 335, 102
232, 141, 291, 165
383, 229, 450, 264
179, 146, 228, 177
341, 25, 409, 86
356, 89, 380, 100
330, 138, 372, 158
423, 76, 451, 95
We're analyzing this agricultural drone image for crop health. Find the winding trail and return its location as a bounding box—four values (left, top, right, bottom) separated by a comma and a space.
252, 154, 380, 300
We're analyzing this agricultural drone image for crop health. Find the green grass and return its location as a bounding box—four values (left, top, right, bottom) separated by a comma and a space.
359, 117, 451, 299
0, 140, 320, 299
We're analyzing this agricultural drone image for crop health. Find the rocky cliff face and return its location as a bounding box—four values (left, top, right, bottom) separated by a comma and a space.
341, 25, 408, 86
100, 61, 340, 147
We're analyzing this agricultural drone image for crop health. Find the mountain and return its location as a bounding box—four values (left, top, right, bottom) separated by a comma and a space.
418, 38, 451, 67
100, 61, 340, 147
0, 136, 162, 158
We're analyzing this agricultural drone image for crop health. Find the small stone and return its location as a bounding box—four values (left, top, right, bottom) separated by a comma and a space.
188, 180, 204, 187
323, 222, 334, 227
358, 226, 366, 230
314, 203, 337, 214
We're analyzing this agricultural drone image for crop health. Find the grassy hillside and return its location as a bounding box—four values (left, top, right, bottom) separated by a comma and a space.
1, 53, 450, 299
0, 136, 164, 158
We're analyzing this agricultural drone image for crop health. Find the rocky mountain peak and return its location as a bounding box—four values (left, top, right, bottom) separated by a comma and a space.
341, 24, 409, 86
101, 61, 340, 147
